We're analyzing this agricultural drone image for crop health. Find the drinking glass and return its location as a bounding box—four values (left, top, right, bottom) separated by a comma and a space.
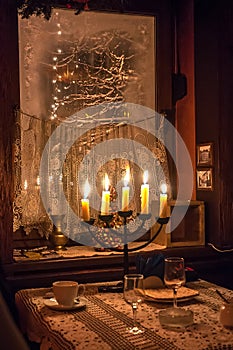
158, 257, 193, 328
164, 257, 186, 308
123, 274, 144, 334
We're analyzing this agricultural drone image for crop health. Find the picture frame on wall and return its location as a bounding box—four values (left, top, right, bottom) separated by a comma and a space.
196, 168, 213, 191
197, 142, 213, 167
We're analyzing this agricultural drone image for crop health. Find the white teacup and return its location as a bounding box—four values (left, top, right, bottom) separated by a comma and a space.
53, 281, 85, 307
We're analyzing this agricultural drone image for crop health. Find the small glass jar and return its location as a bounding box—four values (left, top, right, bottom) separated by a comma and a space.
219, 302, 233, 329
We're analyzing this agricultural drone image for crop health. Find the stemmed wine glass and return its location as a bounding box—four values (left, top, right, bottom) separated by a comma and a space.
159, 257, 193, 328
164, 257, 186, 309
123, 274, 144, 334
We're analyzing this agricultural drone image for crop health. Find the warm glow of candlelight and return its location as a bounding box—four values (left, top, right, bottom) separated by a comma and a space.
122, 167, 130, 211
143, 170, 148, 184
101, 174, 110, 215
159, 183, 168, 218
104, 173, 110, 191
161, 183, 167, 194
81, 179, 90, 221
84, 179, 91, 199
124, 167, 130, 186
141, 170, 149, 214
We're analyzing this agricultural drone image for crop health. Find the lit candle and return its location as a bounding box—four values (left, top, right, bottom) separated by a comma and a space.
81, 179, 91, 221
101, 174, 110, 215
141, 170, 149, 214
122, 167, 130, 211
159, 183, 168, 218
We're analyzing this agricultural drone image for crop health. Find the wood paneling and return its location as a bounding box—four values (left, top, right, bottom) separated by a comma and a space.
175, 0, 196, 199
0, 0, 20, 263
195, 0, 233, 247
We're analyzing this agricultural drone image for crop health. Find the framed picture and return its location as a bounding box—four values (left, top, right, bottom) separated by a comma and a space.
196, 168, 213, 191
197, 143, 213, 166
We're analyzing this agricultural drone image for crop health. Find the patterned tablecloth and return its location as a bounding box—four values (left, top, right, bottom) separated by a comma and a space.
15, 280, 233, 350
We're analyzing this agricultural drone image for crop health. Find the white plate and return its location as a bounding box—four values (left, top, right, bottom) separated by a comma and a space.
44, 297, 87, 311
144, 295, 198, 303
144, 286, 199, 303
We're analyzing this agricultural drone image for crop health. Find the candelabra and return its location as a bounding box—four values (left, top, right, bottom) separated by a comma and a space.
85, 211, 169, 275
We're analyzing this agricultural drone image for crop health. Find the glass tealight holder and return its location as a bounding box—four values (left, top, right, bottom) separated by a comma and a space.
159, 308, 194, 329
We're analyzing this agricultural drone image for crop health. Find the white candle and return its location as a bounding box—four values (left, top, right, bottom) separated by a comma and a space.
159, 183, 168, 218
81, 179, 90, 221
141, 170, 149, 214
101, 174, 110, 215
122, 167, 130, 211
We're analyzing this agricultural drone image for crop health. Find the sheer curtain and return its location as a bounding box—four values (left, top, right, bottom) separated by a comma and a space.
13, 110, 170, 242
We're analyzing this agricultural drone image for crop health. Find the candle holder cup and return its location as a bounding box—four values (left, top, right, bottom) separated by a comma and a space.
118, 210, 133, 219
83, 217, 95, 225
99, 214, 114, 227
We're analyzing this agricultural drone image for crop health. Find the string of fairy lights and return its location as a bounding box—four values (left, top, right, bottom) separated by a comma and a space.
50, 13, 67, 120
49, 11, 136, 121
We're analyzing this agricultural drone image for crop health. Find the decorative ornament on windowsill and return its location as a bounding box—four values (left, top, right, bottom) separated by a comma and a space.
50, 214, 68, 250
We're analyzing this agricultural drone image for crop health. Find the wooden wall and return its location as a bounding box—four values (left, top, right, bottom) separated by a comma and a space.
175, 0, 196, 199
195, 0, 233, 247
0, 0, 20, 263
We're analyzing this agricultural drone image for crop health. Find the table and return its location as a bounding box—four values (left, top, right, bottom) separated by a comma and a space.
15, 280, 233, 350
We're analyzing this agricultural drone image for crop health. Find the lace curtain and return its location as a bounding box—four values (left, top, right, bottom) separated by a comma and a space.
13, 111, 170, 239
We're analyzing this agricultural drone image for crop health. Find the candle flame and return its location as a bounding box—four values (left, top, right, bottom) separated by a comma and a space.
124, 167, 130, 187
104, 173, 110, 191
143, 170, 148, 184
161, 183, 167, 194
84, 179, 91, 199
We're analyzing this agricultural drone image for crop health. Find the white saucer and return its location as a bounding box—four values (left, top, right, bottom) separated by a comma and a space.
144, 286, 199, 303
44, 297, 87, 311
144, 295, 197, 303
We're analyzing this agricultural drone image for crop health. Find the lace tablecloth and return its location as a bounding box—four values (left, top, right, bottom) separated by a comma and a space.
15, 280, 233, 350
